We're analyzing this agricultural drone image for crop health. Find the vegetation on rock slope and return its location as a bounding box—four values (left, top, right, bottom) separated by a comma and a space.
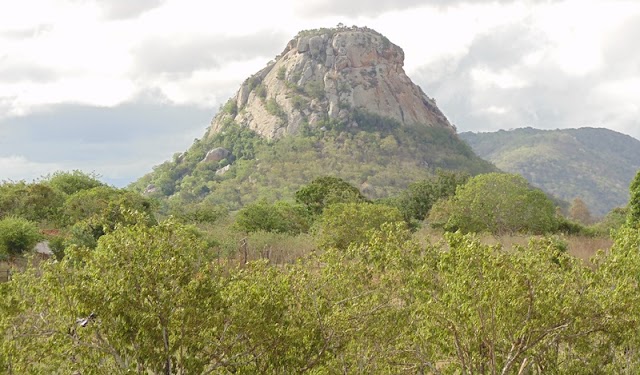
132, 113, 495, 211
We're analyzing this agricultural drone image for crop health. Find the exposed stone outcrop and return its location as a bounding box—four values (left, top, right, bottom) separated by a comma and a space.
207, 26, 454, 140
202, 147, 231, 163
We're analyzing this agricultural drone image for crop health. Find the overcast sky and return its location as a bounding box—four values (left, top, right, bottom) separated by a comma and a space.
1, 0, 638, 186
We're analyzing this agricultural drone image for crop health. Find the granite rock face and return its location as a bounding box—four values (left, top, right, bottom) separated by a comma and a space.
207, 26, 454, 140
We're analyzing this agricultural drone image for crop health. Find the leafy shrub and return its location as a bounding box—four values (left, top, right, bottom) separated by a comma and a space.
47, 170, 103, 195
431, 173, 558, 235
221, 99, 238, 116
0, 216, 41, 258
255, 84, 267, 99
315, 202, 405, 249
556, 217, 597, 237
295, 176, 368, 215
235, 199, 309, 235
265, 98, 287, 122
291, 95, 307, 110
304, 81, 325, 99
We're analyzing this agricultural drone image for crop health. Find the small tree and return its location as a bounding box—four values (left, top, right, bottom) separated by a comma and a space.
0, 217, 41, 258
295, 176, 368, 216
391, 169, 468, 223
235, 199, 309, 235
315, 202, 404, 249
46, 170, 103, 195
568, 197, 593, 225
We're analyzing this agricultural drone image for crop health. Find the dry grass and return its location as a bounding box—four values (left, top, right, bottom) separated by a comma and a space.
412, 227, 613, 263
565, 236, 612, 262
0, 261, 10, 282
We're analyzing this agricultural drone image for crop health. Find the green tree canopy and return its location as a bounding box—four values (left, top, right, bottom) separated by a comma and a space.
235, 199, 309, 235
295, 176, 368, 216
46, 170, 104, 195
429, 173, 558, 235
0, 182, 65, 222
315, 202, 404, 249
0, 216, 41, 259
388, 169, 469, 224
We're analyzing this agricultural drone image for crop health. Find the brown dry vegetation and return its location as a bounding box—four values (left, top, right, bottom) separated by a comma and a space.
413, 226, 613, 263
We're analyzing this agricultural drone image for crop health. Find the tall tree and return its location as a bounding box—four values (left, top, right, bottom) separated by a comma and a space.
569, 197, 593, 225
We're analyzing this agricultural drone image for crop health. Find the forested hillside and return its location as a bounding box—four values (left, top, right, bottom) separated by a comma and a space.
131, 116, 495, 210
461, 127, 640, 216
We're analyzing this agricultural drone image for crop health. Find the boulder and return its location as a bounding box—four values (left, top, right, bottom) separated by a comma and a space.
215, 164, 231, 176
202, 147, 231, 163
296, 37, 309, 53
308, 35, 324, 59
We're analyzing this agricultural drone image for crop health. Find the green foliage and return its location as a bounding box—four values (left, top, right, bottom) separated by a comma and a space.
315, 202, 404, 249
0, 217, 40, 258
556, 216, 597, 237
290, 94, 307, 110
235, 199, 309, 235
0, 217, 223, 373
431, 173, 558, 235
132, 116, 495, 211
593, 206, 628, 235
60, 186, 156, 249
303, 80, 325, 99
386, 169, 469, 224
245, 74, 263, 91
165, 199, 227, 224
47, 170, 104, 195
295, 176, 368, 215
265, 97, 287, 122
255, 83, 267, 98
629, 170, 640, 226
276, 66, 286, 80
221, 98, 238, 116
0, 181, 65, 222
352, 108, 400, 133
461, 127, 640, 216
3, 210, 640, 372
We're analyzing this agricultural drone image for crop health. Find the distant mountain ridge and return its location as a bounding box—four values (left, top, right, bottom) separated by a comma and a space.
460, 127, 640, 216
132, 26, 495, 208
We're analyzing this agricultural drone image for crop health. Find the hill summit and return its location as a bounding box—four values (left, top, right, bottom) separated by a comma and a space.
133, 26, 494, 208
208, 26, 454, 139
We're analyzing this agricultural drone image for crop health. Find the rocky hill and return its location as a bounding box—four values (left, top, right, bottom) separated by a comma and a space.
132, 26, 495, 209
208, 26, 454, 139
460, 127, 640, 217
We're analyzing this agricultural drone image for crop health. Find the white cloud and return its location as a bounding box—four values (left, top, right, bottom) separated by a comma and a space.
471, 68, 529, 89
0, 156, 62, 182
484, 106, 509, 115
0, 0, 639, 186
